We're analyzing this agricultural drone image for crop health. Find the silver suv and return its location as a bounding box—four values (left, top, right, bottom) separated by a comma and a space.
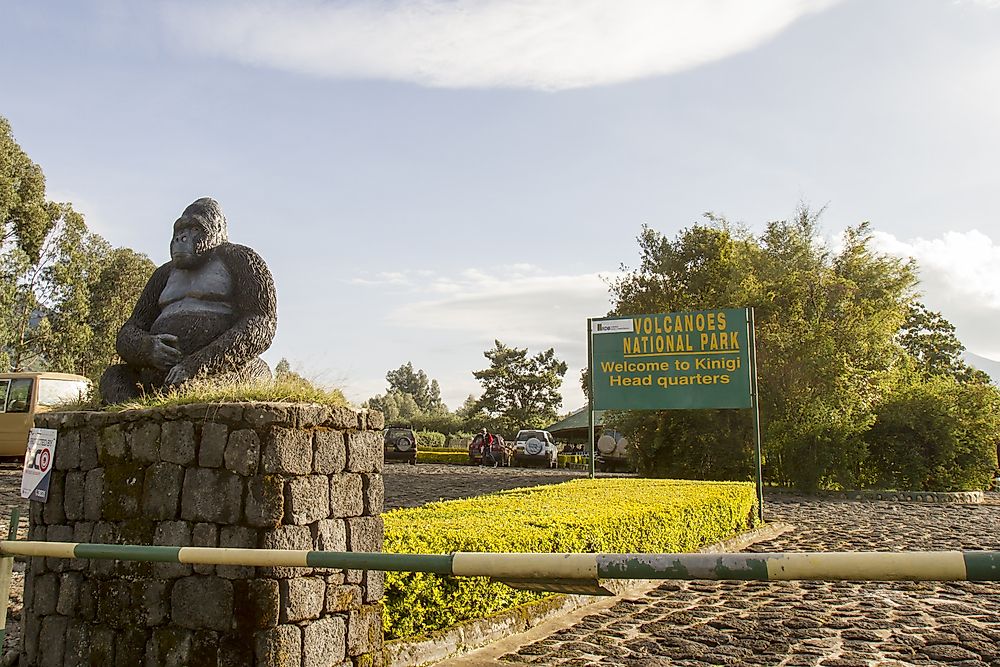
512, 429, 558, 468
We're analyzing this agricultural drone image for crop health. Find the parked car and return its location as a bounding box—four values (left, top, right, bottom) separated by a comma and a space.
0, 372, 91, 459
512, 429, 558, 468
383, 425, 417, 464
596, 430, 631, 472
468, 432, 512, 466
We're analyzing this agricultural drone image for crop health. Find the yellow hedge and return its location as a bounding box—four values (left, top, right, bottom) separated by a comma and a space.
382, 478, 757, 639
415, 450, 471, 464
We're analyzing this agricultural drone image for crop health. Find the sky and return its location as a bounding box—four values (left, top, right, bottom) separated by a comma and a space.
2, 0, 999, 412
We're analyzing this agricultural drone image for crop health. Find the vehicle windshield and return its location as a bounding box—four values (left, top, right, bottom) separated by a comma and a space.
38, 378, 90, 407
516, 431, 546, 441
0, 378, 34, 414
386, 428, 411, 438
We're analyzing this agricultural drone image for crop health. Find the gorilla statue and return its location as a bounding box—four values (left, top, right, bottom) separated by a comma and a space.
99, 197, 277, 404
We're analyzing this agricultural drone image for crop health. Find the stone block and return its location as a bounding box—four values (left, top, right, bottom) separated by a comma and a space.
22, 591, 41, 662
84, 468, 104, 521
199, 422, 229, 467
262, 427, 312, 474
363, 570, 385, 604
362, 409, 384, 431
89, 522, 117, 577
192, 630, 223, 667
42, 471, 66, 524
70, 522, 93, 572
45, 524, 73, 572
89, 625, 116, 666
212, 403, 244, 424
140, 579, 171, 627
63, 619, 91, 667
303, 615, 348, 667
245, 475, 285, 528
128, 421, 161, 463
101, 462, 144, 520
145, 627, 194, 667
330, 474, 364, 517
55, 430, 81, 470
313, 430, 346, 474
287, 475, 330, 525
116, 627, 149, 667
255, 625, 302, 667
37, 614, 69, 667
346, 516, 384, 552
33, 572, 59, 616
233, 578, 280, 632
154, 521, 193, 578
280, 576, 326, 623
362, 473, 384, 516
98, 424, 127, 464
313, 519, 347, 553
218, 636, 255, 667
225, 428, 261, 475
326, 406, 361, 430
63, 470, 86, 521
326, 584, 362, 612
142, 461, 184, 519
245, 403, 291, 428
162, 420, 197, 465
296, 405, 330, 429
347, 605, 383, 657
171, 576, 235, 632
181, 468, 243, 523
79, 429, 99, 470
193, 522, 219, 575
260, 525, 312, 578
345, 431, 382, 473
78, 580, 96, 620
217, 525, 257, 579
95, 579, 133, 628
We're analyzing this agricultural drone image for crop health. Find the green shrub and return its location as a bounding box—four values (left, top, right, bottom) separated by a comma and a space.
382, 478, 757, 639
415, 450, 470, 465
415, 430, 446, 448
866, 377, 1000, 491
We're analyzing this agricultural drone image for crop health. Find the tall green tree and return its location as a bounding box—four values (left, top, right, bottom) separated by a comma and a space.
472, 340, 568, 435
898, 301, 990, 385
608, 210, 918, 490
1, 116, 57, 262
385, 362, 445, 413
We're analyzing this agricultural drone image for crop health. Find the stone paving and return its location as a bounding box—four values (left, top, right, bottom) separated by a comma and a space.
471, 495, 1000, 666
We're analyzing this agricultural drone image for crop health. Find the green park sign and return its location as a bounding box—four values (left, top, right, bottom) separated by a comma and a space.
591, 308, 754, 411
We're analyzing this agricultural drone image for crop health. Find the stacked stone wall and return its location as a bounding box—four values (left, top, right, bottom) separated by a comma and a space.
22, 402, 385, 666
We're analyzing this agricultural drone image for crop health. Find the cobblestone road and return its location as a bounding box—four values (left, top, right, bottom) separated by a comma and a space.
458, 495, 1000, 666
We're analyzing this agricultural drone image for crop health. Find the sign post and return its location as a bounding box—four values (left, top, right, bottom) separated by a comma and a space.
588, 309, 763, 518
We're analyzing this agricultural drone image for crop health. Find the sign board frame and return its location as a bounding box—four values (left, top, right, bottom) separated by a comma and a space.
587, 307, 764, 521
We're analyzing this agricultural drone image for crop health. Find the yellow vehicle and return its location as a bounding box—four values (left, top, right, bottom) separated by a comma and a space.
0, 372, 91, 458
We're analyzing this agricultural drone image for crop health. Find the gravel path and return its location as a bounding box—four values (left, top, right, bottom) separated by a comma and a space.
468, 495, 1000, 666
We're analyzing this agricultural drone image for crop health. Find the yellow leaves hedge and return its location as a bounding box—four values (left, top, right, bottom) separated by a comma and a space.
382, 478, 757, 639
415, 450, 471, 464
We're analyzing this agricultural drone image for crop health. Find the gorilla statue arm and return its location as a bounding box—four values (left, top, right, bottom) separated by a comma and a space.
115, 264, 181, 370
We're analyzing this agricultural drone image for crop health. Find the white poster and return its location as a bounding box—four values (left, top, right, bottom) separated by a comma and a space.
21, 428, 58, 502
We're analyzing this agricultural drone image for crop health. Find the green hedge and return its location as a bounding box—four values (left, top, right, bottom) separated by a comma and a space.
415, 450, 471, 465
382, 478, 757, 639
415, 430, 446, 448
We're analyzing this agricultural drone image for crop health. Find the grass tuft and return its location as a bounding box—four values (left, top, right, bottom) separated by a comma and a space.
53, 376, 348, 412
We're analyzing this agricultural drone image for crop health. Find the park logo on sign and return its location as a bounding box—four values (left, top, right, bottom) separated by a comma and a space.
21, 428, 58, 502
594, 319, 634, 334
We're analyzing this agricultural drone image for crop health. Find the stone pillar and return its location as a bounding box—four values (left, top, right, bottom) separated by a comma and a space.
23, 402, 385, 667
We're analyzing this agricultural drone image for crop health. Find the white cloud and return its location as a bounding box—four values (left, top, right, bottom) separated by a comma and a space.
872, 229, 1000, 359
160, 0, 839, 90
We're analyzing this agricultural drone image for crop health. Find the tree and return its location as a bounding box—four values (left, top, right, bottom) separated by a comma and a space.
366, 391, 422, 425
898, 302, 990, 385
0, 116, 154, 378
472, 340, 568, 435
385, 362, 445, 413
608, 210, 918, 490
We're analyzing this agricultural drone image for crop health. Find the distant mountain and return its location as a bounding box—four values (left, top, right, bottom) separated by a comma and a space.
964, 352, 1000, 385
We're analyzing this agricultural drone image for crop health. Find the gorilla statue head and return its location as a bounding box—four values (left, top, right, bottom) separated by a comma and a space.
171, 197, 229, 269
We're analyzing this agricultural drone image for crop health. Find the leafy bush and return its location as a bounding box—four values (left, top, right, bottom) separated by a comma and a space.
414, 430, 446, 448
382, 478, 757, 639
866, 377, 1000, 491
